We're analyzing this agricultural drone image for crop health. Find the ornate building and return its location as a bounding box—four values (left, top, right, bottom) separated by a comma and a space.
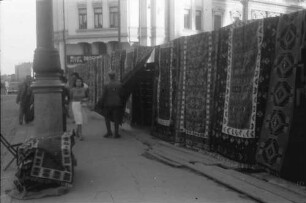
52, 0, 305, 70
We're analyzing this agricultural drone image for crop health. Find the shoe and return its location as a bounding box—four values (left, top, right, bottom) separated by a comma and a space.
114, 134, 121, 139
104, 133, 112, 138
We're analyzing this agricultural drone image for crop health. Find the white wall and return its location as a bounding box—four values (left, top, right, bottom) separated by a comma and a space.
52, 0, 305, 67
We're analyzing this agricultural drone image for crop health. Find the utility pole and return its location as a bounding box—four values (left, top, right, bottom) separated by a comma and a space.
118, 0, 121, 49
32, 0, 63, 138
62, 0, 67, 72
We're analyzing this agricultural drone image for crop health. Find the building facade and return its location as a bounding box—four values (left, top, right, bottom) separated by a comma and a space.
15, 62, 32, 81
53, 0, 306, 70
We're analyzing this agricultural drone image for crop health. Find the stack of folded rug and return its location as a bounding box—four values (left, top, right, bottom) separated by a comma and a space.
8, 131, 76, 200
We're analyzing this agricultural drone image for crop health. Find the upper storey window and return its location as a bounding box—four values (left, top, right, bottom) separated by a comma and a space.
109, 6, 119, 28
184, 9, 191, 29
214, 14, 222, 30
94, 7, 103, 28
79, 8, 87, 29
195, 10, 202, 30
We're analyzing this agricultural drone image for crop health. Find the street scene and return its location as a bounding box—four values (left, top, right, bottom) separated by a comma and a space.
1, 0, 306, 202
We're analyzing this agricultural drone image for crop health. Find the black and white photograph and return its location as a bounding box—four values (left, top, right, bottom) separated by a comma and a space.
1, 0, 306, 202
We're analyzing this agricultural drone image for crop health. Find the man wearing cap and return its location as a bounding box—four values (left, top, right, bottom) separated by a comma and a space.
101, 71, 123, 138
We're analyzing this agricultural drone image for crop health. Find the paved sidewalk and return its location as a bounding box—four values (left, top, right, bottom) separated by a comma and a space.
120, 122, 306, 203
1, 111, 306, 203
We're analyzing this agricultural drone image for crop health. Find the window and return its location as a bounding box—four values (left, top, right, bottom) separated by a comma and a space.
94, 7, 103, 28
109, 6, 119, 28
82, 43, 91, 55
98, 43, 107, 55
184, 9, 191, 29
214, 15, 222, 30
79, 8, 87, 29
195, 10, 202, 30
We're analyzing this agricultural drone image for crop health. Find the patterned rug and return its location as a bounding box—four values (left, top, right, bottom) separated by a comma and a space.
122, 46, 154, 86
134, 46, 155, 65
175, 37, 187, 145
11, 131, 76, 197
212, 19, 267, 165
176, 32, 212, 150
156, 43, 173, 126
256, 10, 306, 174
111, 50, 126, 81
123, 49, 135, 79
223, 20, 263, 137
96, 57, 103, 102
152, 42, 178, 141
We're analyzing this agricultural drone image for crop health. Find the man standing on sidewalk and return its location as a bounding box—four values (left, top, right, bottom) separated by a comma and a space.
100, 71, 123, 138
16, 75, 33, 125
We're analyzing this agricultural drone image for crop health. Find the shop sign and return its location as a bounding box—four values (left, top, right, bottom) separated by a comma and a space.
67, 55, 100, 65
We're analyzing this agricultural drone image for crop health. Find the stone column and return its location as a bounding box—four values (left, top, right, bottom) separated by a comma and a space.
139, 0, 151, 46
202, 0, 212, 32
32, 0, 63, 138
241, 0, 249, 21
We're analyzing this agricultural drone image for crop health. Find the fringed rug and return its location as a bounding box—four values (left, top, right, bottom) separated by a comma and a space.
212, 19, 266, 166
9, 131, 76, 200
152, 42, 177, 141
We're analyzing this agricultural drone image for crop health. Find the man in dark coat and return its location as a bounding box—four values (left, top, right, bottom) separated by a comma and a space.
16, 76, 33, 125
100, 71, 123, 138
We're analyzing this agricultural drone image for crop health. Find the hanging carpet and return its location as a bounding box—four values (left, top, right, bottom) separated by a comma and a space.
211, 19, 266, 166
256, 10, 306, 176
152, 42, 178, 141
176, 32, 214, 150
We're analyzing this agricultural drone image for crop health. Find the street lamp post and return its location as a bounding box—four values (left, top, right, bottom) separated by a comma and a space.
32, 0, 64, 138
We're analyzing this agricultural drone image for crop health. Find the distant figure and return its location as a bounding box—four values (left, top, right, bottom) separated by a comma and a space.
60, 74, 70, 132
69, 72, 80, 89
69, 72, 88, 89
1, 82, 7, 95
16, 76, 34, 125
100, 71, 123, 138
70, 77, 88, 140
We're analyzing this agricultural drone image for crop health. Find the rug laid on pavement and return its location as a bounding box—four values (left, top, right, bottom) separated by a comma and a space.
9, 131, 76, 200
256, 10, 306, 176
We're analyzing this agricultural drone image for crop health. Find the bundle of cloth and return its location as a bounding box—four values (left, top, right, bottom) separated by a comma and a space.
8, 131, 76, 200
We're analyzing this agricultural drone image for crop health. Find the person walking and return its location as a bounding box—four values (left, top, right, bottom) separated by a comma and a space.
100, 71, 123, 138
70, 77, 88, 140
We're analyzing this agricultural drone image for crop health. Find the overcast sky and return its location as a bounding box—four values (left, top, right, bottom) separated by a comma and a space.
0, 0, 36, 75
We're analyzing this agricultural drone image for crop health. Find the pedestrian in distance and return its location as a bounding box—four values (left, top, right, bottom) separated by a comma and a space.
16, 75, 34, 125
69, 72, 89, 89
60, 73, 70, 132
68, 72, 80, 89
100, 71, 124, 138
70, 77, 89, 141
